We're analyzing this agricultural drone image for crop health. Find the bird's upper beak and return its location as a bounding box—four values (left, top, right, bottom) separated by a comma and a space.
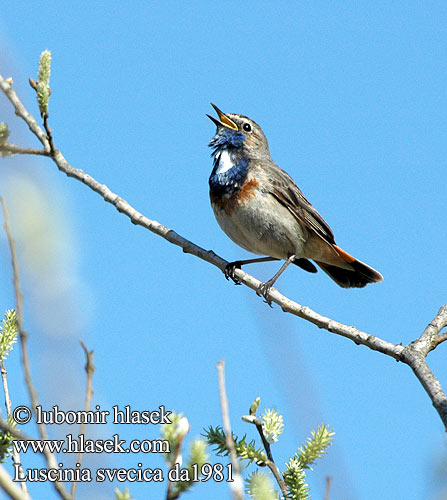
206, 103, 238, 131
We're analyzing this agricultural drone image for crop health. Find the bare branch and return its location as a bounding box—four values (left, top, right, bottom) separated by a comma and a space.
0, 75, 404, 358
1, 362, 12, 416
0, 465, 31, 500
0, 144, 49, 156
1, 72, 447, 430
415, 304, 447, 354
1, 197, 73, 500
324, 476, 332, 500
0, 77, 50, 151
217, 360, 244, 500
165, 421, 188, 500
1, 361, 28, 494
0, 198, 24, 336
250, 416, 288, 498
70, 341, 95, 498
406, 357, 447, 431
41, 113, 55, 155
435, 332, 447, 347
399, 305, 447, 430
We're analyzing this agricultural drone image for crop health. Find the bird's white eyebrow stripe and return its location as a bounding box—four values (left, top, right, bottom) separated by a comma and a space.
216, 150, 235, 174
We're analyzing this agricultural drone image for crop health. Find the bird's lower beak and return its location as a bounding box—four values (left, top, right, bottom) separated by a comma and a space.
207, 103, 238, 130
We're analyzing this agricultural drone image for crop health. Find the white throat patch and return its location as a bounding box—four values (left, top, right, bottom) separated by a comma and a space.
216, 150, 236, 174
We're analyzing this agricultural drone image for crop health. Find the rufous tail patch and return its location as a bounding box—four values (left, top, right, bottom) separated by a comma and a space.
334, 245, 356, 263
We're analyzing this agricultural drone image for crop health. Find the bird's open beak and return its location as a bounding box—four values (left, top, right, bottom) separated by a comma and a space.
206, 103, 238, 130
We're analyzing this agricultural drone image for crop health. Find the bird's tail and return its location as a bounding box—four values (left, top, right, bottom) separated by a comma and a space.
315, 245, 383, 289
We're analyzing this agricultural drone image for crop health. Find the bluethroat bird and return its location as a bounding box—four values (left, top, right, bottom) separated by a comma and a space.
207, 104, 383, 303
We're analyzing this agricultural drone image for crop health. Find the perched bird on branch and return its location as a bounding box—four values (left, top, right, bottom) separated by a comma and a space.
207, 104, 383, 303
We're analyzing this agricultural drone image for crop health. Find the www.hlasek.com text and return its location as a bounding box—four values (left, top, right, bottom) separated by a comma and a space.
14, 433, 170, 455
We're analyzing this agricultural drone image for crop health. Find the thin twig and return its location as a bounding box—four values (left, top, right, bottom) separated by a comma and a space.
217, 360, 244, 500
414, 304, 447, 353
0, 144, 49, 156
0, 361, 27, 494
1, 73, 447, 429
41, 112, 55, 155
70, 341, 95, 499
251, 416, 288, 497
324, 476, 332, 500
252, 417, 274, 462
165, 415, 190, 500
435, 332, 447, 347
0, 465, 31, 500
1, 196, 72, 500
165, 432, 186, 500
0, 77, 50, 150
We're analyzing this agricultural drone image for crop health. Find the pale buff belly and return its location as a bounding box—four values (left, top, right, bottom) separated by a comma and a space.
212, 191, 308, 260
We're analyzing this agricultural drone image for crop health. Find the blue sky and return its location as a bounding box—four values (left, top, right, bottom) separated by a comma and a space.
1, 2, 447, 499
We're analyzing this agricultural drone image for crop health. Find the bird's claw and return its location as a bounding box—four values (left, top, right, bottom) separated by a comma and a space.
224, 262, 242, 285
256, 281, 274, 307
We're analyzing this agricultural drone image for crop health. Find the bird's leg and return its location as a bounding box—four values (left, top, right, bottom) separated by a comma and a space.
225, 257, 279, 285
257, 254, 296, 306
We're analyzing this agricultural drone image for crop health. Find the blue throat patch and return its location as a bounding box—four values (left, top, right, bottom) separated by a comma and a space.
209, 150, 248, 197
208, 128, 246, 149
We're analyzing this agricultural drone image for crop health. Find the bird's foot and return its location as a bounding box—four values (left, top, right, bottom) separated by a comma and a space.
256, 280, 275, 307
224, 261, 242, 285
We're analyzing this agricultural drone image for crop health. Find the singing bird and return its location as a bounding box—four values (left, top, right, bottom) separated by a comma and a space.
207, 104, 383, 303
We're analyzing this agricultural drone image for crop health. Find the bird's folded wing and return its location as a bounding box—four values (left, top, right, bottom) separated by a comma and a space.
269, 169, 336, 245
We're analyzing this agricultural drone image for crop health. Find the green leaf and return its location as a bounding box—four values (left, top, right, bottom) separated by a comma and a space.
0, 415, 16, 463
246, 470, 278, 500
260, 408, 284, 445
0, 123, 10, 145
203, 425, 267, 465
296, 424, 334, 470
36, 50, 52, 115
114, 487, 134, 500
161, 412, 188, 466
169, 438, 209, 497
0, 310, 18, 362
250, 397, 261, 415
283, 424, 334, 500
188, 439, 208, 470
283, 458, 310, 500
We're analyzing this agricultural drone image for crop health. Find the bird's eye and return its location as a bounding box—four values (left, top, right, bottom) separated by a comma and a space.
243, 123, 252, 132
